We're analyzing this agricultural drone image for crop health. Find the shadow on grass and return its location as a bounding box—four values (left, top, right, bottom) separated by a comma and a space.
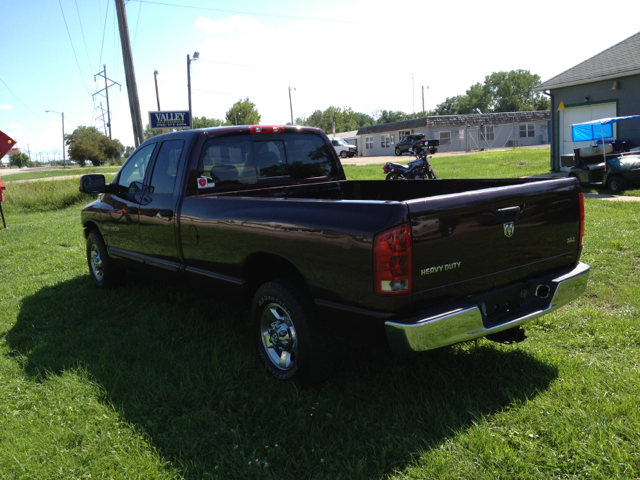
7, 275, 558, 479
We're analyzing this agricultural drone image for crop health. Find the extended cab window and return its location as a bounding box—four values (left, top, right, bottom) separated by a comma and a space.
149, 140, 184, 194
117, 143, 156, 192
195, 133, 335, 190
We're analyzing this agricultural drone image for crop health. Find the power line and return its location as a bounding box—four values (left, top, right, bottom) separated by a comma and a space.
198, 58, 311, 74
0, 77, 50, 121
133, 0, 143, 49
91, 0, 111, 128
128, 0, 369, 24
158, 80, 283, 99
74, 0, 94, 72
57, 0, 91, 98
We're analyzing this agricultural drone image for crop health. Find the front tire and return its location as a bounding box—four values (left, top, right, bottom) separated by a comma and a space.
394, 147, 401, 156
607, 175, 627, 192
86, 230, 125, 288
252, 278, 337, 385
340, 151, 348, 159
386, 172, 405, 180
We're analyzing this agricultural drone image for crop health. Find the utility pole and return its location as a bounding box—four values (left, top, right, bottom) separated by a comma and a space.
27, 144, 31, 163
45, 110, 66, 168
154, 70, 161, 110
115, 0, 144, 146
93, 65, 120, 139
288, 87, 296, 125
422, 86, 425, 115
187, 52, 199, 129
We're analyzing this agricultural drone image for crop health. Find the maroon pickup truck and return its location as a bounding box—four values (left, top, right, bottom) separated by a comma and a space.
80, 125, 589, 384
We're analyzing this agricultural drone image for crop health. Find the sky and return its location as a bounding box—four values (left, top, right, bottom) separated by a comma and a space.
1, 0, 639, 163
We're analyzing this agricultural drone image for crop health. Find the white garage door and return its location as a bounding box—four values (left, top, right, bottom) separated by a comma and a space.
560, 103, 616, 158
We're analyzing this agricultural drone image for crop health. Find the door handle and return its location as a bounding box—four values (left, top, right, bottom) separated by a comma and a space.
126, 206, 138, 214
159, 209, 174, 219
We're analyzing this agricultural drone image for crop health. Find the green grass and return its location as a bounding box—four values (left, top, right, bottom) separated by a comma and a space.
343, 147, 553, 180
0, 151, 639, 478
1, 176, 116, 214
0, 166, 120, 183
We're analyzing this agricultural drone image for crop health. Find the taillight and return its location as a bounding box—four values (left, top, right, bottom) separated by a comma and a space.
250, 125, 285, 134
579, 193, 585, 249
374, 224, 412, 295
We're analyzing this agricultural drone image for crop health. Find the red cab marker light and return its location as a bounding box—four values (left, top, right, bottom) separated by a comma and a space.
250, 125, 285, 134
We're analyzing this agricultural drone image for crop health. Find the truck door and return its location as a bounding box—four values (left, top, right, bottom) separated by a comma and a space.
137, 139, 186, 273
101, 142, 157, 260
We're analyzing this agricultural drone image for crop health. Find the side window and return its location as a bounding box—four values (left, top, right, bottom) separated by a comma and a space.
149, 140, 184, 195
117, 143, 156, 192
197, 135, 252, 189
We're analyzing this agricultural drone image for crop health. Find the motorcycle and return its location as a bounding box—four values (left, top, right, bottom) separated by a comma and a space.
383, 140, 439, 180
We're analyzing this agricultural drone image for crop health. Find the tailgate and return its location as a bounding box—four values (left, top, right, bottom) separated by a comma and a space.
408, 178, 582, 305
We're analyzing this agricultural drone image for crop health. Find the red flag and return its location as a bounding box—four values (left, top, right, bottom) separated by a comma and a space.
0, 130, 17, 160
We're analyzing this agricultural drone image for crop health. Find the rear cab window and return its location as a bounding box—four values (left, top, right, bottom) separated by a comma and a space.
193, 132, 338, 193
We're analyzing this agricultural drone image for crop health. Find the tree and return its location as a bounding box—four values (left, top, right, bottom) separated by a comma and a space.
66, 126, 124, 166
193, 116, 225, 128
225, 98, 261, 125
123, 146, 135, 159
9, 151, 30, 168
434, 70, 550, 115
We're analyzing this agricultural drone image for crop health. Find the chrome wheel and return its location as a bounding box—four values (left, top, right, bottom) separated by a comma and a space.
260, 302, 298, 371
90, 244, 104, 282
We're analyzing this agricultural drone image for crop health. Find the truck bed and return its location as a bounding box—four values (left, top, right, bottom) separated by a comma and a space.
185, 177, 582, 316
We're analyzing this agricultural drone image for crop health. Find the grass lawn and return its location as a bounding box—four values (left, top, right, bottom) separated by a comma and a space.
0, 152, 639, 479
0, 166, 121, 183
343, 148, 554, 180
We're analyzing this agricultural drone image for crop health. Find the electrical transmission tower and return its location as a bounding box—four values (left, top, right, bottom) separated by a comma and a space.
93, 65, 121, 139
95, 102, 109, 136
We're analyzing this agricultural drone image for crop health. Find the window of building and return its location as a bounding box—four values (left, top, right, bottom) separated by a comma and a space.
439, 131, 451, 145
381, 134, 390, 148
482, 125, 494, 141
519, 123, 535, 138
399, 130, 412, 142
365, 136, 374, 149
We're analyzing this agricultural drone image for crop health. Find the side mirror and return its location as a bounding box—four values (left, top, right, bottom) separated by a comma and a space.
80, 174, 106, 193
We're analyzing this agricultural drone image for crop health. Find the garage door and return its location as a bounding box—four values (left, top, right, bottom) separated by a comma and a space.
560, 103, 616, 158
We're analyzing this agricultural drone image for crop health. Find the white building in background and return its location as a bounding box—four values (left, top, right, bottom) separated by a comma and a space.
338, 111, 550, 157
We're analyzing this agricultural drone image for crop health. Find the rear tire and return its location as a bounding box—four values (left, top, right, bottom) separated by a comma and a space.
607, 175, 627, 192
394, 147, 401, 156
86, 230, 125, 288
252, 278, 337, 385
386, 172, 406, 180
340, 151, 348, 159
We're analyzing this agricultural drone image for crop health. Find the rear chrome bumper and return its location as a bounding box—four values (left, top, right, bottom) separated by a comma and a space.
385, 262, 590, 353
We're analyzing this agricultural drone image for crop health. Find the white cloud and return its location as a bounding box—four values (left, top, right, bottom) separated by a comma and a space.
8, 123, 25, 130
0, 104, 12, 110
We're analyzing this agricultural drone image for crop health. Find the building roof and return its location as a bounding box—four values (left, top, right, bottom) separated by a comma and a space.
356, 111, 550, 135
536, 31, 640, 90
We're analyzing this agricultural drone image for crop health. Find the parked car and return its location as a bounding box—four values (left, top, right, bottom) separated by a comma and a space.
331, 138, 357, 158
79, 125, 589, 384
395, 134, 426, 156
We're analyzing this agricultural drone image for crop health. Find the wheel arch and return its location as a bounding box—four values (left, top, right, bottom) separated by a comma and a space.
83, 220, 100, 239
243, 252, 309, 300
